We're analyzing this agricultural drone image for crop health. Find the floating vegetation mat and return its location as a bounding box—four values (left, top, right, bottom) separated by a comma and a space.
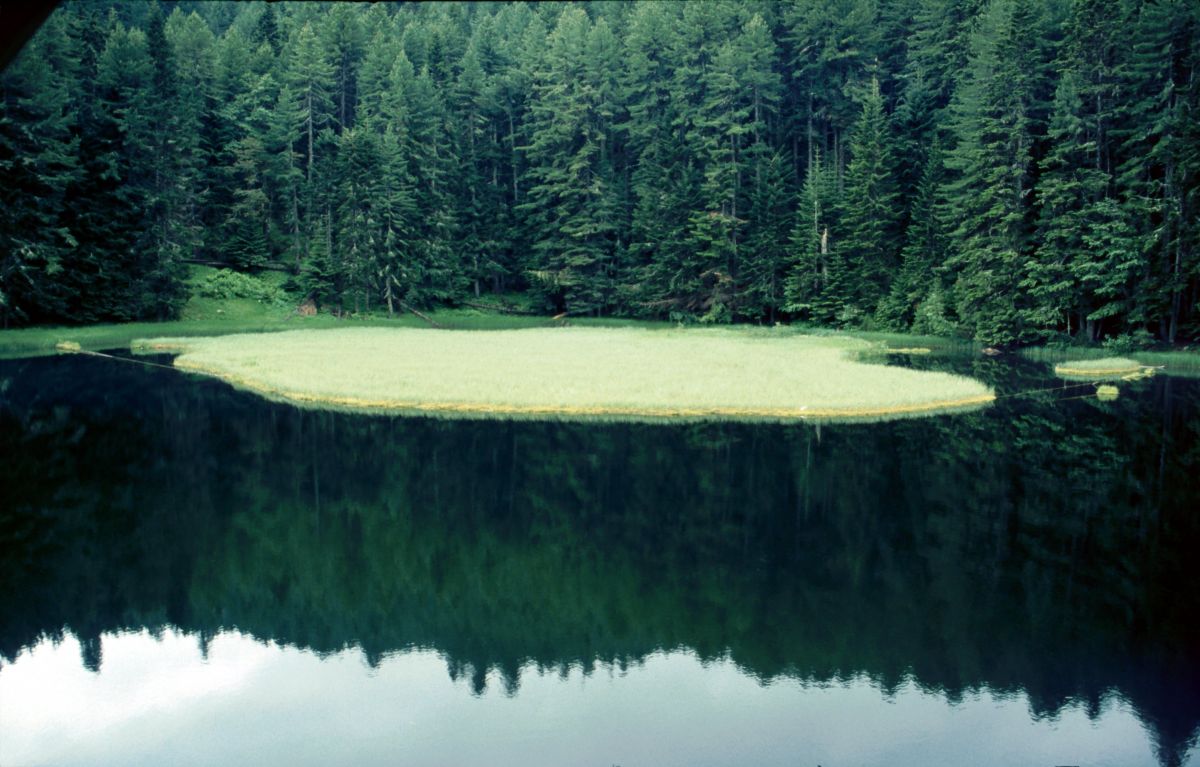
1054, 357, 1147, 381
883, 347, 933, 355
142, 327, 995, 424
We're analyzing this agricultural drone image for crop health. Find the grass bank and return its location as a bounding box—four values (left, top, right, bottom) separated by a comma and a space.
0, 309, 682, 359
144, 326, 994, 424
1, 261, 683, 358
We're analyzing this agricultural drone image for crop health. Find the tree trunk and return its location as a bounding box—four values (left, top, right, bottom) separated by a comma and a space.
508, 109, 519, 202
306, 92, 314, 183
806, 90, 814, 173
1169, 238, 1182, 344
340, 59, 348, 129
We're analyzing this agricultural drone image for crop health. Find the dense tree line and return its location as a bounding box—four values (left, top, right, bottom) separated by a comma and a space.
1, 0, 1198, 344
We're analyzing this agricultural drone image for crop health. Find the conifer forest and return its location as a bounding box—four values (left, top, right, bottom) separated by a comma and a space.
2, 0, 1198, 347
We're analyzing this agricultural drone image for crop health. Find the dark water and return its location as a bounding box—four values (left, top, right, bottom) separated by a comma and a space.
1, 350, 1198, 766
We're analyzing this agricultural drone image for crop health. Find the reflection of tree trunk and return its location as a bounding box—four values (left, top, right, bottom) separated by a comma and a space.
507, 428, 517, 516
80, 632, 103, 673
432, 447, 440, 515
311, 419, 320, 520
795, 432, 814, 559
1155, 375, 1171, 533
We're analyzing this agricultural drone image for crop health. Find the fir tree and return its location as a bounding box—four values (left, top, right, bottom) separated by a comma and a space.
840, 77, 900, 314
878, 137, 947, 330
941, 0, 1055, 345
741, 148, 793, 322
0, 12, 79, 325
784, 148, 844, 324
520, 9, 621, 315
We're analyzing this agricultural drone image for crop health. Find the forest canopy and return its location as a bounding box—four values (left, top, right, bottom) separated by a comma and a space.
1, 0, 1197, 345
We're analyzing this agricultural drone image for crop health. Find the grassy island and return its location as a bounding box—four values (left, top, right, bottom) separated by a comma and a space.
141, 327, 995, 423
1053, 357, 1148, 380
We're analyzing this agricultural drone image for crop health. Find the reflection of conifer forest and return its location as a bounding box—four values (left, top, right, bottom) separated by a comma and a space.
3, 1, 1199, 345
2, 355, 1198, 765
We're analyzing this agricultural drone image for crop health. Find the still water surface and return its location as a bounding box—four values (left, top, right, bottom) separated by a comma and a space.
1, 350, 1198, 766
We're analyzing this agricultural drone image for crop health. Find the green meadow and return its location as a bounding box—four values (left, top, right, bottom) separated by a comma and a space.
142, 326, 995, 424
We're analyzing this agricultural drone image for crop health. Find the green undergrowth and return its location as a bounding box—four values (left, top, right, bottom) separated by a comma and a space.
0, 264, 983, 361
143, 326, 994, 424
0, 264, 679, 358
0, 309, 676, 359
0, 311, 335, 359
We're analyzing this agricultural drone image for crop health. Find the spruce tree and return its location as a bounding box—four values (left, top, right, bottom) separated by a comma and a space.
60, 7, 139, 322
405, 64, 461, 303
0, 12, 78, 325
520, 8, 621, 315
164, 10, 216, 265
141, 2, 188, 318
287, 22, 335, 187
784, 148, 845, 324
840, 77, 900, 315
741, 148, 793, 322
1114, 0, 1200, 342
623, 1, 692, 316
941, 0, 1054, 345
332, 127, 380, 312
877, 137, 948, 330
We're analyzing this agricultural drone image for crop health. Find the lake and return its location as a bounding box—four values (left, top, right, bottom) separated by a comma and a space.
1, 348, 1198, 766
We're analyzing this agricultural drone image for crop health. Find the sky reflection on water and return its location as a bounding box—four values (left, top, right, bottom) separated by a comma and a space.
0, 628, 1176, 767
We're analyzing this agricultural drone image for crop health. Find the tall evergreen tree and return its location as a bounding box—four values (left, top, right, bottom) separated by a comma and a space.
405, 63, 461, 303
59, 7, 140, 322
288, 21, 335, 187
941, 0, 1055, 345
840, 77, 900, 315
783, 0, 879, 181
140, 2, 188, 317
741, 148, 793, 322
687, 12, 781, 321
165, 10, 216, 265
877, 137, 949, 330
1114, 0, 1200, 342
0, 12, 78, 325
520, 8, 621, 315
785, 148, 846, 324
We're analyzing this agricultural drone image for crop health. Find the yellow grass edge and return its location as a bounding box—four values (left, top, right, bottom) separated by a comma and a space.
1053, 363, 1148, 379
173, 357, 996, 423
